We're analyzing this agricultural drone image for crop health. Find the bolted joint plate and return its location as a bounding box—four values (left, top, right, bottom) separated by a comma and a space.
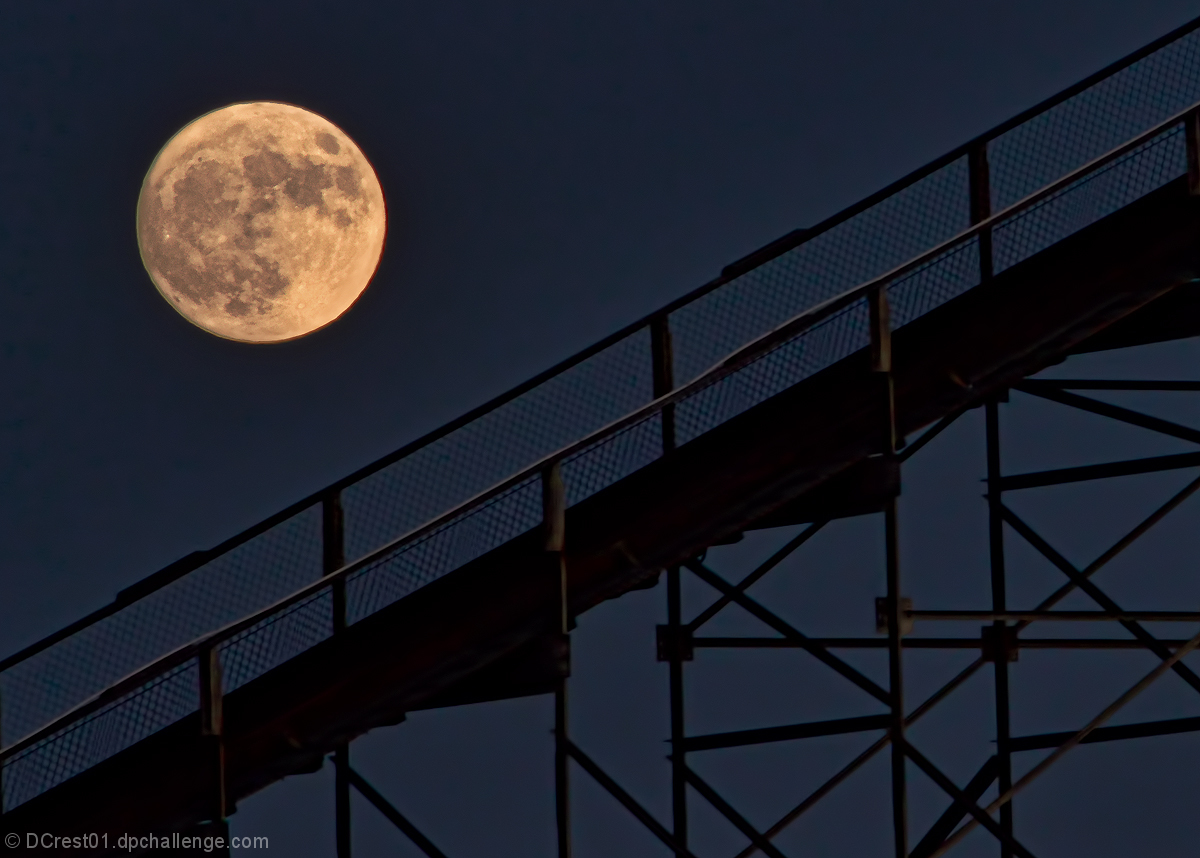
875, 596, 914, 636
981, 624, 1019, 662
656, 625, 694, 662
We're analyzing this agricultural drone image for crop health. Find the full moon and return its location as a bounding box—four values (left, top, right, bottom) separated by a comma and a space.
137, 102, 386, 343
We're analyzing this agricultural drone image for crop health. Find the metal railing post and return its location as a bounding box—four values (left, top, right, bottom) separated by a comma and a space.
1187, 109, 1200, 196
324, 492, 351, 858
543, 462, 571, 858
651, 316, 677, 454
872, 284, 907, 858
324, 493, 347, 632
969, 141, 994, 282
869, 286, 896, 452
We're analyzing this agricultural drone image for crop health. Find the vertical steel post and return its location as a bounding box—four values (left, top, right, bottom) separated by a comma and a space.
544, 463, 571, 858
324, 493, 351, 858
653, 314, 686, 844
986, 401, 1014, 857
973, 155, 1012, 858
969, 141, 994, 283
334, 747, 351, 858
1187, 109, 1200, 197
666, 565, 688, 847
198, 644, 230, 856
872, 285, 907, 858
324, 492, 347, 633
885, 503, 907, 858
651, 315, 676, 454
1180, 109, 1200, 198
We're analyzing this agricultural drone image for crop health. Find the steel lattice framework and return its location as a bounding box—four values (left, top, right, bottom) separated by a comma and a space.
7, 13, 1200, 858
645, 382, 1200, 858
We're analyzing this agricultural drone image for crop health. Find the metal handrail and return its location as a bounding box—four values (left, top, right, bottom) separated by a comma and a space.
4, 12, 1198, 684
4, 96, 1195, 767
716, 105, 1196, 373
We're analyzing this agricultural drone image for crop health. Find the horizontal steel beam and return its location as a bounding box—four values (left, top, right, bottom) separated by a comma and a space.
1002, 502, 1200, 698
1020, 379, 1200, 391
693, 636, 1198, 649
678, 714, 890, 752
685, 560, 893, 706
996, 451, 1200, 491
911, 611, 1200, 622
1009, 714, 1200, 752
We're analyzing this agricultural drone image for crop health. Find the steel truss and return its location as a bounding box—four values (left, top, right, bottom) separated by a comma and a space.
667, 379, 1200, 858
318, 346, 1200, 855
654, 379, 1200, 858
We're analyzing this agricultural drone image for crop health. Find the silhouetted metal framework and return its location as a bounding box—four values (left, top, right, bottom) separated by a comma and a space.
648, 382, 1200, 858
315, 377, 1200, 858
9, 12, 1200, 858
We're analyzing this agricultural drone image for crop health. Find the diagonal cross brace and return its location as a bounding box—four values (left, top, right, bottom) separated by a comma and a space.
687, 522, 826, 633
898, 406, 969, 463
730, 658, 988, 858
681, 764, 790, 858
685, 560, 892, 706
1002, 505, 1200, 697
565, 740, 700, 858
900, 740, 1040, 858
338, 760, 450, 858
909, 756, 998, 858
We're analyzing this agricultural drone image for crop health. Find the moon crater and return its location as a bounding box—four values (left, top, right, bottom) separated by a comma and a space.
137, 102, 386, 342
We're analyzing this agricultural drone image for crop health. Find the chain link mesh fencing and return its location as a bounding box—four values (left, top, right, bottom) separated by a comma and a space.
0, 505, 323, 747
989, 28, 1200, 212
669, 157, 971, 387
341, 327, 655, 563
2, 660, 199, 810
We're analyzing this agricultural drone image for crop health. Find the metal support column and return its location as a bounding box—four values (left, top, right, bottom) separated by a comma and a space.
972, 137, 1012, 855
872, 285, 907, 858
666, 566, 688, 847
324, 492, 351, 858
885, 495, 907, 858
986, 401, 1014, 857
544, 463, 571, 858
652, 313, 689, 844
